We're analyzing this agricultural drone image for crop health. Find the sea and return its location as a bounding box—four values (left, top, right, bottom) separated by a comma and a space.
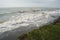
0, 7, 60, 40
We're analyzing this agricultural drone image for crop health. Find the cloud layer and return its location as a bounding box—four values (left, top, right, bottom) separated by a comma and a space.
0, 0, 59, 8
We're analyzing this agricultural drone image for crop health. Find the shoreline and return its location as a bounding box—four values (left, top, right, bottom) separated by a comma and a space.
18, 16, 60, 40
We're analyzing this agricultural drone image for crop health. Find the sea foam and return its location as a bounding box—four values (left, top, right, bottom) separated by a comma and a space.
0, 9, 60, 34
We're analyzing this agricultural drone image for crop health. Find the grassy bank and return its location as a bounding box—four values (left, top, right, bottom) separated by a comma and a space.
18, 17, 60, 40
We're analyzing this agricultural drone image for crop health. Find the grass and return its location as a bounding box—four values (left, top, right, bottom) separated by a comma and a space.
18, 18, 60, 40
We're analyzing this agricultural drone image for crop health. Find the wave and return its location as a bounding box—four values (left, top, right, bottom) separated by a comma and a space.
0, 10, 60, 33
0, 9, 60, 40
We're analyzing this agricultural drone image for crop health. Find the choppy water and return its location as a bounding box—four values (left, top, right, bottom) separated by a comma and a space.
0, 7, 60, 40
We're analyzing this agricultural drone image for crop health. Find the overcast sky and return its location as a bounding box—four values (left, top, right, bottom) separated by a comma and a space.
0, 0, 60, 8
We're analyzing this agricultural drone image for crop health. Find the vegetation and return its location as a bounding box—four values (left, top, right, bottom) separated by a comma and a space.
18, 17, 60, 40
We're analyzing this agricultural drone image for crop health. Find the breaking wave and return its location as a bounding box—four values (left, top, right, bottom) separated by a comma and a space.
0, 9, 60, 34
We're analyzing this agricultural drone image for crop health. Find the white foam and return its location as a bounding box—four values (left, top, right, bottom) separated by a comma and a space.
0, 10, 60, 33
